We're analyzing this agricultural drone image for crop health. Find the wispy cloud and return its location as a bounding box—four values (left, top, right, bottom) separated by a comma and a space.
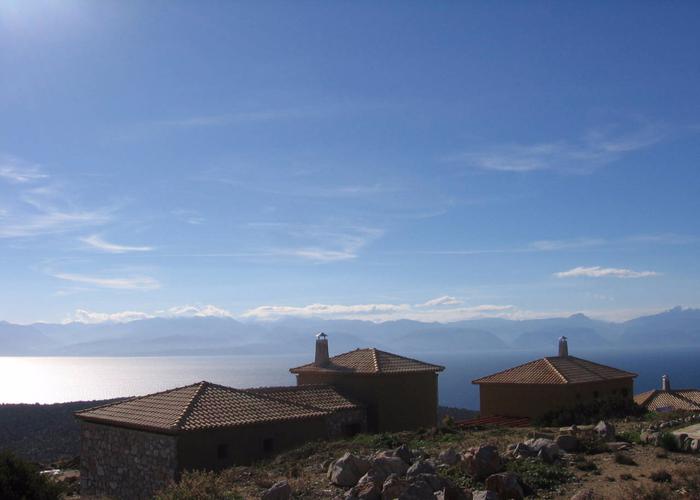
0, 156, 48, 183
554, 266, 660, 279
0, 210, 110, 238
419, 295, 462, 307
448, 121, 667, 174
52, 272, 160, 290
80, 234, 153, 253
64, 304, 234, 324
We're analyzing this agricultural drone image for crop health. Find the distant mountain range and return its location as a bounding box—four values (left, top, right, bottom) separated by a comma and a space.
1, 307, 699, 356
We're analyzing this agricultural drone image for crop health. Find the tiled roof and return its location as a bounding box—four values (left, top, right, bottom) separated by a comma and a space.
634, 389, 700, 412
472, 356, 637, 385
75, 382, 333, 433
248, 385, 361, 412
289, 348, 445, 375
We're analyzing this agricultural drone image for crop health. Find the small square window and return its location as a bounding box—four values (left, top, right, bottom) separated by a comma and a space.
217, 444, 228, 459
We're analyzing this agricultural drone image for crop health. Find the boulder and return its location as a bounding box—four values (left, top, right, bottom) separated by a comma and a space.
329, 453, 371, 487
690, 439, 700, 453
393, 444, 414, 464
640, 430, 660, 445
606, 442, 632, 452
472, 491, 501, 500
413, 473, 444, 491
462, 445, 503, 480
438, 448, 461, 466
555, 434, 579, 452
435, 484, 473, 500
359, 469, 388, 488
347, 480, 382, 500
398, 479, 435, 500
594, 421, 615, 442
381, 474, 408, 500
485, 472, 523, 500
373, 455, 409, 476
525, 438, 560, 463
261, 480, 292, 500
511, 443, 536, 459
406, 460, 436, 477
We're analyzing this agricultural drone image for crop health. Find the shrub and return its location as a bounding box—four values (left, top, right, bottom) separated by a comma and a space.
613, 452, 637, 466
658, 432, 678, 452
574, 459, 598, 472
649, 470, 672, 483
505, 458, 573, 492
620, 473, 635, 481
156, 470, 243, 500
0, 451, 66, 500
617, 430, 642, 445
534, 398, 645, 427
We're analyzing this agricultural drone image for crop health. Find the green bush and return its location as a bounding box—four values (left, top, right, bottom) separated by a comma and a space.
617, 430, 642, 445
613, 452, 637, 466
533, 398, 645, 427
505, 458, 573, 491
658, 432, 678, 452
0, 451, 65, 500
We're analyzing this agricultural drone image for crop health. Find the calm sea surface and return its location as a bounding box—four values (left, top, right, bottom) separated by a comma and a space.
2, 348, 699, 409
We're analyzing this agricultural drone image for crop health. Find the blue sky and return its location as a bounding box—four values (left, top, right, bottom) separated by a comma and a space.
1, 1, 699, 324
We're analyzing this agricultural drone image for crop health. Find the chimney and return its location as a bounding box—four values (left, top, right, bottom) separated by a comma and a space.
314, 332, 329, 366
558, 336, 569, 357
662, 374, 671, 391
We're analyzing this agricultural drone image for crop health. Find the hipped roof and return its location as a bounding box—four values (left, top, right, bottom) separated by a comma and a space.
472, 355, 637, 385
289, 348, 445, 375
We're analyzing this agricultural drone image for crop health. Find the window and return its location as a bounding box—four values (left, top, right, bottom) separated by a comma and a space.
217, 444, 228, 460
263, 438, 274, 453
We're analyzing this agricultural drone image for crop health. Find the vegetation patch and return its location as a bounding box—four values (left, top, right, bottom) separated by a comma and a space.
613, 452, 637, 466
617, 430, 642, 445
0, 451, 67, 500
658, 432, 678, 452
156, 470, 243, 500
533, 398, 645, 427
649, 469, 672, 483
505, 458, 573, 491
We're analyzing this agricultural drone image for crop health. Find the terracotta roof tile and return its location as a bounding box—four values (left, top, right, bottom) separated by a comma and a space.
75, 382, 330, 433
289, 348, 444, 375
249, 385, 361, 412
635, 389, 700, 412
473, 356, 636, 385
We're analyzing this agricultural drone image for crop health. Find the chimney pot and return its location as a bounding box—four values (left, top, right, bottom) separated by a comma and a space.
558, 336, 569, 357
314, 332, 329, 366
662, 374, 671, 391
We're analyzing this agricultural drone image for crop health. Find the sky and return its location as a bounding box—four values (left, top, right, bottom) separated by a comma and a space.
1, 1, 699, 325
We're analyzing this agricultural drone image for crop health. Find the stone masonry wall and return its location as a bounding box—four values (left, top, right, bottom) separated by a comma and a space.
80, 421, 178, 500
326, 408, 367, 438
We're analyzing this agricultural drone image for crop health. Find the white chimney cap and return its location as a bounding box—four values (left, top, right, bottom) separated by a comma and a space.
316, 332, 327, 339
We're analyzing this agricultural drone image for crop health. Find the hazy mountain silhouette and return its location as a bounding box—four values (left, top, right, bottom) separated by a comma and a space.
0, 307, 696, 356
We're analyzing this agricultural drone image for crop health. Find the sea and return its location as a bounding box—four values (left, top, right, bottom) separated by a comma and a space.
2, 347, 699, 410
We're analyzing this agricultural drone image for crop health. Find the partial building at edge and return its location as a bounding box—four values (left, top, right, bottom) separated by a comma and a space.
635, 374, 700, 412
473, 337, 637, 419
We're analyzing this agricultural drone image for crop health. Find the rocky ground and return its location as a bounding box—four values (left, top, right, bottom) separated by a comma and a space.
157, 416, 700, 499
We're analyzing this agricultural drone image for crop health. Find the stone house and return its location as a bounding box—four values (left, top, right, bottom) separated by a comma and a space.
76, 382, 365, 499
473, 337, 637, 419
290, 333, 445, 432
635, 375, 700, 412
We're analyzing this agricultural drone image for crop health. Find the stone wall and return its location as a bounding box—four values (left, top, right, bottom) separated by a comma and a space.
80, 421, 177, 500
326, 408, 367, 438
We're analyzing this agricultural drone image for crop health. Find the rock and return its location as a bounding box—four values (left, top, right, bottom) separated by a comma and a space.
472, 491, 501, 500
570, 488, 603, 500
323, 458, 335, 471
435, 483, 473, 500
359, 469, 388, 488
555, 434, 579, 452
462, 445, 503, 480
690, 439, 700, 453
347, 480, 381, 500
485, 472, 523, 500
261, 480, 292, 500
329, 453, 371, 487
594, 421, 615, 442
373, 455, 409, 476
607, 442, 632, 452
406, 460, 436, 477
414, 473, 444, 491
438, 448, 461, 465
398, 479, 434, 500
525, 438, 560, 463
640, 430, 660, 445
393, 444, 414, 464
381, 474, 408, 500
512, 443, 536, 459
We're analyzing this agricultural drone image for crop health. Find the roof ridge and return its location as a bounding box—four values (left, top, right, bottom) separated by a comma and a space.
634, 389, 658, 407
173, 381, 208, 430
371, 348, 380, 373
543, 357, 569, 383
75, 381, 204, 416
